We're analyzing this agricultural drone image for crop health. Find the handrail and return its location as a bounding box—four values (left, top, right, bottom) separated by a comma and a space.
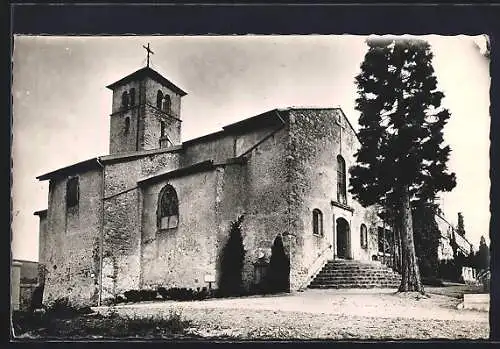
300, 244, 333, 290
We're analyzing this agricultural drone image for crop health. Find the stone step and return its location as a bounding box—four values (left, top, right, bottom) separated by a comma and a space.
312, 277, 401, 283
308, 283, 399, 289
311, 275, 401, 281
310, 278, 400, 284
309, 259, 402, 290
321, 269, 395, 273
319, 269, 398, 274
316, 273, 400, 279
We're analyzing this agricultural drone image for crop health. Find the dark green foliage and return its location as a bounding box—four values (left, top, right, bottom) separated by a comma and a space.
412, 204, 441, 278
350, 38, 456, 208
12, 308, 193, 338
122, 289, 157, 303
438, 259, 462, 282
139, 289, 158, 301
219, 215, 246, 296
264, 235, 290, 294
119, 287, 211, 303
477, 236, 490, 270
45, 297, 93, 319
12, 297, 94, 337
349, 38, 457, 292
123, 290, 141, 303
29, 285, 44, 312
157, 287, 210, 301
421, 276, 444, 287
457, 213, 466, 237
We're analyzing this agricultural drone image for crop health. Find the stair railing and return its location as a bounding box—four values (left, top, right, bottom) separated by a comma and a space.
299, 244, 333, 290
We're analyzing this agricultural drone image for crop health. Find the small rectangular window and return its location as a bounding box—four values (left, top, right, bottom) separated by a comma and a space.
160, 120, 166, 137
66, 177, 79, 207
313, 209, 323, 236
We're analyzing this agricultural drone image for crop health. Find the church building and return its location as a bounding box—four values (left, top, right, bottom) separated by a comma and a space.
34, 59, 391, 306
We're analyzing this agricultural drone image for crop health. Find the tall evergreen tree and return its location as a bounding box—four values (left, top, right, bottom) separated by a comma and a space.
412, 203, 441, 279
219, 215, 245, 296
266, 235, 290, 293
457, 212, 466, 237
349, 38, 456, 293
477, 235, 490, 271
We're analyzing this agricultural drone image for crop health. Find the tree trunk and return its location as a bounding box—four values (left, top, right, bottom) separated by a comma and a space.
391, 220, 397, 271
398, 186, 424, 293
391, 210, 403, 273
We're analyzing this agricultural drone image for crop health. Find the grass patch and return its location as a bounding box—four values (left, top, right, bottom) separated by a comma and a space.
12, 305, 196, 339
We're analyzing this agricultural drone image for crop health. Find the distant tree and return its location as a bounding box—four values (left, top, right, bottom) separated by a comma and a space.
476, 235, 490, 271
265, 235, 290, 293
219, 215, 245, 296
412, 203, 441, 278
350, 38, 456, 293
457, 212, 466, 237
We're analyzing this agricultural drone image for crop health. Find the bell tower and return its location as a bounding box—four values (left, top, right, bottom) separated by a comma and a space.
105, 45, 187, 154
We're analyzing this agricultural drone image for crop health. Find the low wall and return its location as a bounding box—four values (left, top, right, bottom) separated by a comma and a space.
463, 294, 490, 312
20, 284, 38, 311
11, 262, 22, 311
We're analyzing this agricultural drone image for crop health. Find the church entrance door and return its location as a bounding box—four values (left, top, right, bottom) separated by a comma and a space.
336, 218, 350, 259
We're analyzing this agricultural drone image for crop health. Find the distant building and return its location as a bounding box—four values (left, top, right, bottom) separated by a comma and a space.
11, 259, 39, 311
435, 213, 473, 260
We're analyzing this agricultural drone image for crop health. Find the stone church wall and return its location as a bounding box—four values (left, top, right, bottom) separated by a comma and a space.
102, 151, 180, 300
229, 127, 291, 291
181, 126, 278, 167
42, 169, 103, 306
140, 170, 219, 291
286, 109, 380, 289
182, 134, 235, 166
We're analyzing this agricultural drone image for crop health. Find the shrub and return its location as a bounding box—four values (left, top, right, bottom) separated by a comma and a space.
219, 216, 245, 297
157, 287, 210, 301
139, 289, 158, 301
45, 297, 93, 319
264, 235, 290, 294
123, 290, 141, 303
124, 308, 191, 335
421, 276, 444, 287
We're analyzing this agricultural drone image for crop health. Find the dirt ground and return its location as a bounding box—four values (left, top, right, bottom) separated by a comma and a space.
93, 288, 489, 340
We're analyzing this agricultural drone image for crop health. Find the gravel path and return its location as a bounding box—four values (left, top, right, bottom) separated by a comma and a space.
94, 289, 489, 340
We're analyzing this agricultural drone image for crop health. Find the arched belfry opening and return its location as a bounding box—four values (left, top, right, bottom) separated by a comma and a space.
336, 217, 351, 259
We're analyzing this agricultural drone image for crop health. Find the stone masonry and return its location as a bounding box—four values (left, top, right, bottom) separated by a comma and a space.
35, 66, 389, 307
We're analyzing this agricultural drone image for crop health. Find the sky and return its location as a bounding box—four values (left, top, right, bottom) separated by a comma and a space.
11, 35, 491, 261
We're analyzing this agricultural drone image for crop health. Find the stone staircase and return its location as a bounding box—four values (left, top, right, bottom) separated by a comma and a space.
308, 259, 401, 289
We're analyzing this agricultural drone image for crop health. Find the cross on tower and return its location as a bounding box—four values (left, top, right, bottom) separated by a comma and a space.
142, 43, 154, 68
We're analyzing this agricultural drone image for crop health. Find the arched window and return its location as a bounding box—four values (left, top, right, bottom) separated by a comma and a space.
337, 155, 347, 205
129, 88, 136, 107
156, 90, 163, 109
312, 209, 323, 236
121, 91, 129, 109
360, 224, 368, 249
162, 95, 171, 113
157, 184, 179, 230
124, 117, 130, 135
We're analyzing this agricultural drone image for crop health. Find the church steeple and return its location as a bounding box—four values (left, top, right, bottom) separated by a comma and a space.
105, 48, 187, 154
